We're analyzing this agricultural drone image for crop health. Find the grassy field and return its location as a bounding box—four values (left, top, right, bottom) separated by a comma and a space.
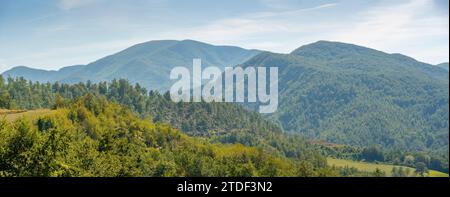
328, 157, 448, 177
0, 108, 55, 122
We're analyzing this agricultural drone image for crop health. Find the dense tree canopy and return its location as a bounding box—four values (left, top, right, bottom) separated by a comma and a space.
0, 94, 333, 177
242, 41, 448, 159
0, 75, 447, 175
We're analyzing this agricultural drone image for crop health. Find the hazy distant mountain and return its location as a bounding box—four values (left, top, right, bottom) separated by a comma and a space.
3, 65, 85, 83
242, 41, 449, 155
2, 40, 261, 91
436, 62, 449, 71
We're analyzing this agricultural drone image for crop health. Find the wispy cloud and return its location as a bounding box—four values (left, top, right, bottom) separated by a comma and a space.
160, 2, 339, 51
244, 2, 338, 18
302, 3, 338, 11
1, 0, 448, 71
57, 0, 100, 10
259, 0, 337, 10
164, 0, 448, 64
331, 0, 449, 64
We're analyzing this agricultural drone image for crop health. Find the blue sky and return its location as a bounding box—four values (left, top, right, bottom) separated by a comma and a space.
0, 0, 448, 72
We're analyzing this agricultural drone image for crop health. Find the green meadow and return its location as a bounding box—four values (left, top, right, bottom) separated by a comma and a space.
327, 158, 448, 177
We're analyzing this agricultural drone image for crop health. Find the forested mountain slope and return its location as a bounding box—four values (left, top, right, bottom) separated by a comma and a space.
0, 95, 327, 177
1, 76, 448, 175
0, 76, 324, 161
241, 41, 449, 157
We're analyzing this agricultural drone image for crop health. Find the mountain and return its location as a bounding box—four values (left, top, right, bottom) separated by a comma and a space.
2, 40, 261, 91
3, 65, 85, 83
2, 40, 448, 157
1, 77, 448, 176
436, 62, 449, 71
242, 41, 449, 156
0, 41, 448, 172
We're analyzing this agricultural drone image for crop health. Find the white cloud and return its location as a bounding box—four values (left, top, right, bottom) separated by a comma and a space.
57, 0, 99, 10
302, 3, 338, 11
159, 2, 339, 52
331, 0, 449, 64
168, 0, 448, 64
3, 0, 447, 72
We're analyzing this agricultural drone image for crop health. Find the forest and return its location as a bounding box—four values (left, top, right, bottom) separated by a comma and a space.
0, 76, 448, 176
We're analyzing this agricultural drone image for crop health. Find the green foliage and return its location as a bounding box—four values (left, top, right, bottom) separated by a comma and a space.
241, 41, 449, 167
414, 162, 429, 177
0, 95, 334, 177
1, 40, 448, 178
0, 74, 447, 175
0, 77, 325, 164
360, 147, 384, 162
0, 76, 11, 108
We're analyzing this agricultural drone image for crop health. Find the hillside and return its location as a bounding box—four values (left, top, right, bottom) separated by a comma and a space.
3, 97, 447, 177
437, 62, 449, 71
2, 40, 260, 91
1, 40, 448, 174
2, 65, 85, 83
1, 95, 324, 177
1, 74, 448, 176
241, 41, 449, 157
0, 76, 326, 162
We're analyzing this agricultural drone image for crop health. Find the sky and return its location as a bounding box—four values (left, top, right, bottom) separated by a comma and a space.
0, 0, 449, 72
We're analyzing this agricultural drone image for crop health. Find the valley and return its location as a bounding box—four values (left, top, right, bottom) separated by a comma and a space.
1, 40, 448, 177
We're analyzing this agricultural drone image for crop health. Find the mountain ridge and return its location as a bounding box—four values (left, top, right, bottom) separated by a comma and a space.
241, 41, 449, 156
1, 39, 449, 170
290, 41, 449, 81
436, 62, 449, 71
3, 40, 262, 91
